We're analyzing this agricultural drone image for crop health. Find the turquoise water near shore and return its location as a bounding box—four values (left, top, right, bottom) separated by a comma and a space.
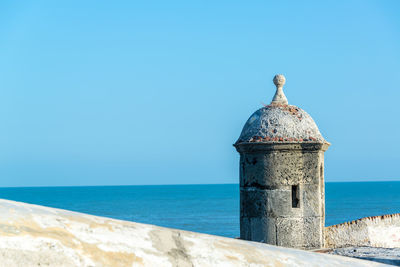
0, 182, 399, 238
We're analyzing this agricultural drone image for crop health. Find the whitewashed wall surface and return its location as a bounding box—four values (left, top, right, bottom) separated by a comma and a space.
0, 199, 389, 267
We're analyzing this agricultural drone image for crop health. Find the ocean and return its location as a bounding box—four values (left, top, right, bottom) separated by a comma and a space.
0, 182, 399, 238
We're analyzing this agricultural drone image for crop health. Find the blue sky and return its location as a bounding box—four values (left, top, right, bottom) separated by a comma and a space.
0, 1, 399, 186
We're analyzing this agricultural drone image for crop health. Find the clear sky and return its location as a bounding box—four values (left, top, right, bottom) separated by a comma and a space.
0, 1, 399, 186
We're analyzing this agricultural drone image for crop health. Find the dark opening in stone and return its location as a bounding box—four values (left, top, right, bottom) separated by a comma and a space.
292, 185, 300, 208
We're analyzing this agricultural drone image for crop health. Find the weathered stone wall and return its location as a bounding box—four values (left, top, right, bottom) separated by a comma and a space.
236, 143, 329, 250
325, 214, 400, 249
0, 199, 387, 266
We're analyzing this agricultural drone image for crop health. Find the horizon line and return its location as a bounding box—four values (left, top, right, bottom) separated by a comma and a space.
1, 180, 399, 189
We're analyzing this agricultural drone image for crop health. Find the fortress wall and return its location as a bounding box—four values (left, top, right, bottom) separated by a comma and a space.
0, 199, 385, 267
325, 214, 400, 249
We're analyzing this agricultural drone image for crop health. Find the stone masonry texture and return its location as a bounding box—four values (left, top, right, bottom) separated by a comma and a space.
235, 142, 329, 250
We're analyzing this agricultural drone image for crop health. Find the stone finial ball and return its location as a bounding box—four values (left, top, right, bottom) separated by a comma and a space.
273, 74, 286, 87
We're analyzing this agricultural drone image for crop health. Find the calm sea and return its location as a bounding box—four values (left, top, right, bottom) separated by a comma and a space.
0, 182, 399, 238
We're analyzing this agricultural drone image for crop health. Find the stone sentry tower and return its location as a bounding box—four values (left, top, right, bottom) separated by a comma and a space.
234, 74, 330, 250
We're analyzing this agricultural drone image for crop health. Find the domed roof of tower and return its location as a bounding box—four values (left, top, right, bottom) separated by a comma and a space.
235, 74, 326, 144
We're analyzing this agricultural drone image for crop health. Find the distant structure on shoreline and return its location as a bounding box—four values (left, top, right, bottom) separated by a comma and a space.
234, 74, 330, 249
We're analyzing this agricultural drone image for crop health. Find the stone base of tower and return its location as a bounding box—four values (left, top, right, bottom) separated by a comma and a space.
236, 143, 329, 250
240, 214, 324, 250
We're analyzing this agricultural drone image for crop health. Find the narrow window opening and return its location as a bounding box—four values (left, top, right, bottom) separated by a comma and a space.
292, 185, 300, 208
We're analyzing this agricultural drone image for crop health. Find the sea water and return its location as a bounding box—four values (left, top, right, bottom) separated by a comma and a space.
0, 182, 399, 238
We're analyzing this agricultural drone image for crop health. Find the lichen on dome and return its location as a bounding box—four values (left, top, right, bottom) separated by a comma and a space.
235, 74, 326, 144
